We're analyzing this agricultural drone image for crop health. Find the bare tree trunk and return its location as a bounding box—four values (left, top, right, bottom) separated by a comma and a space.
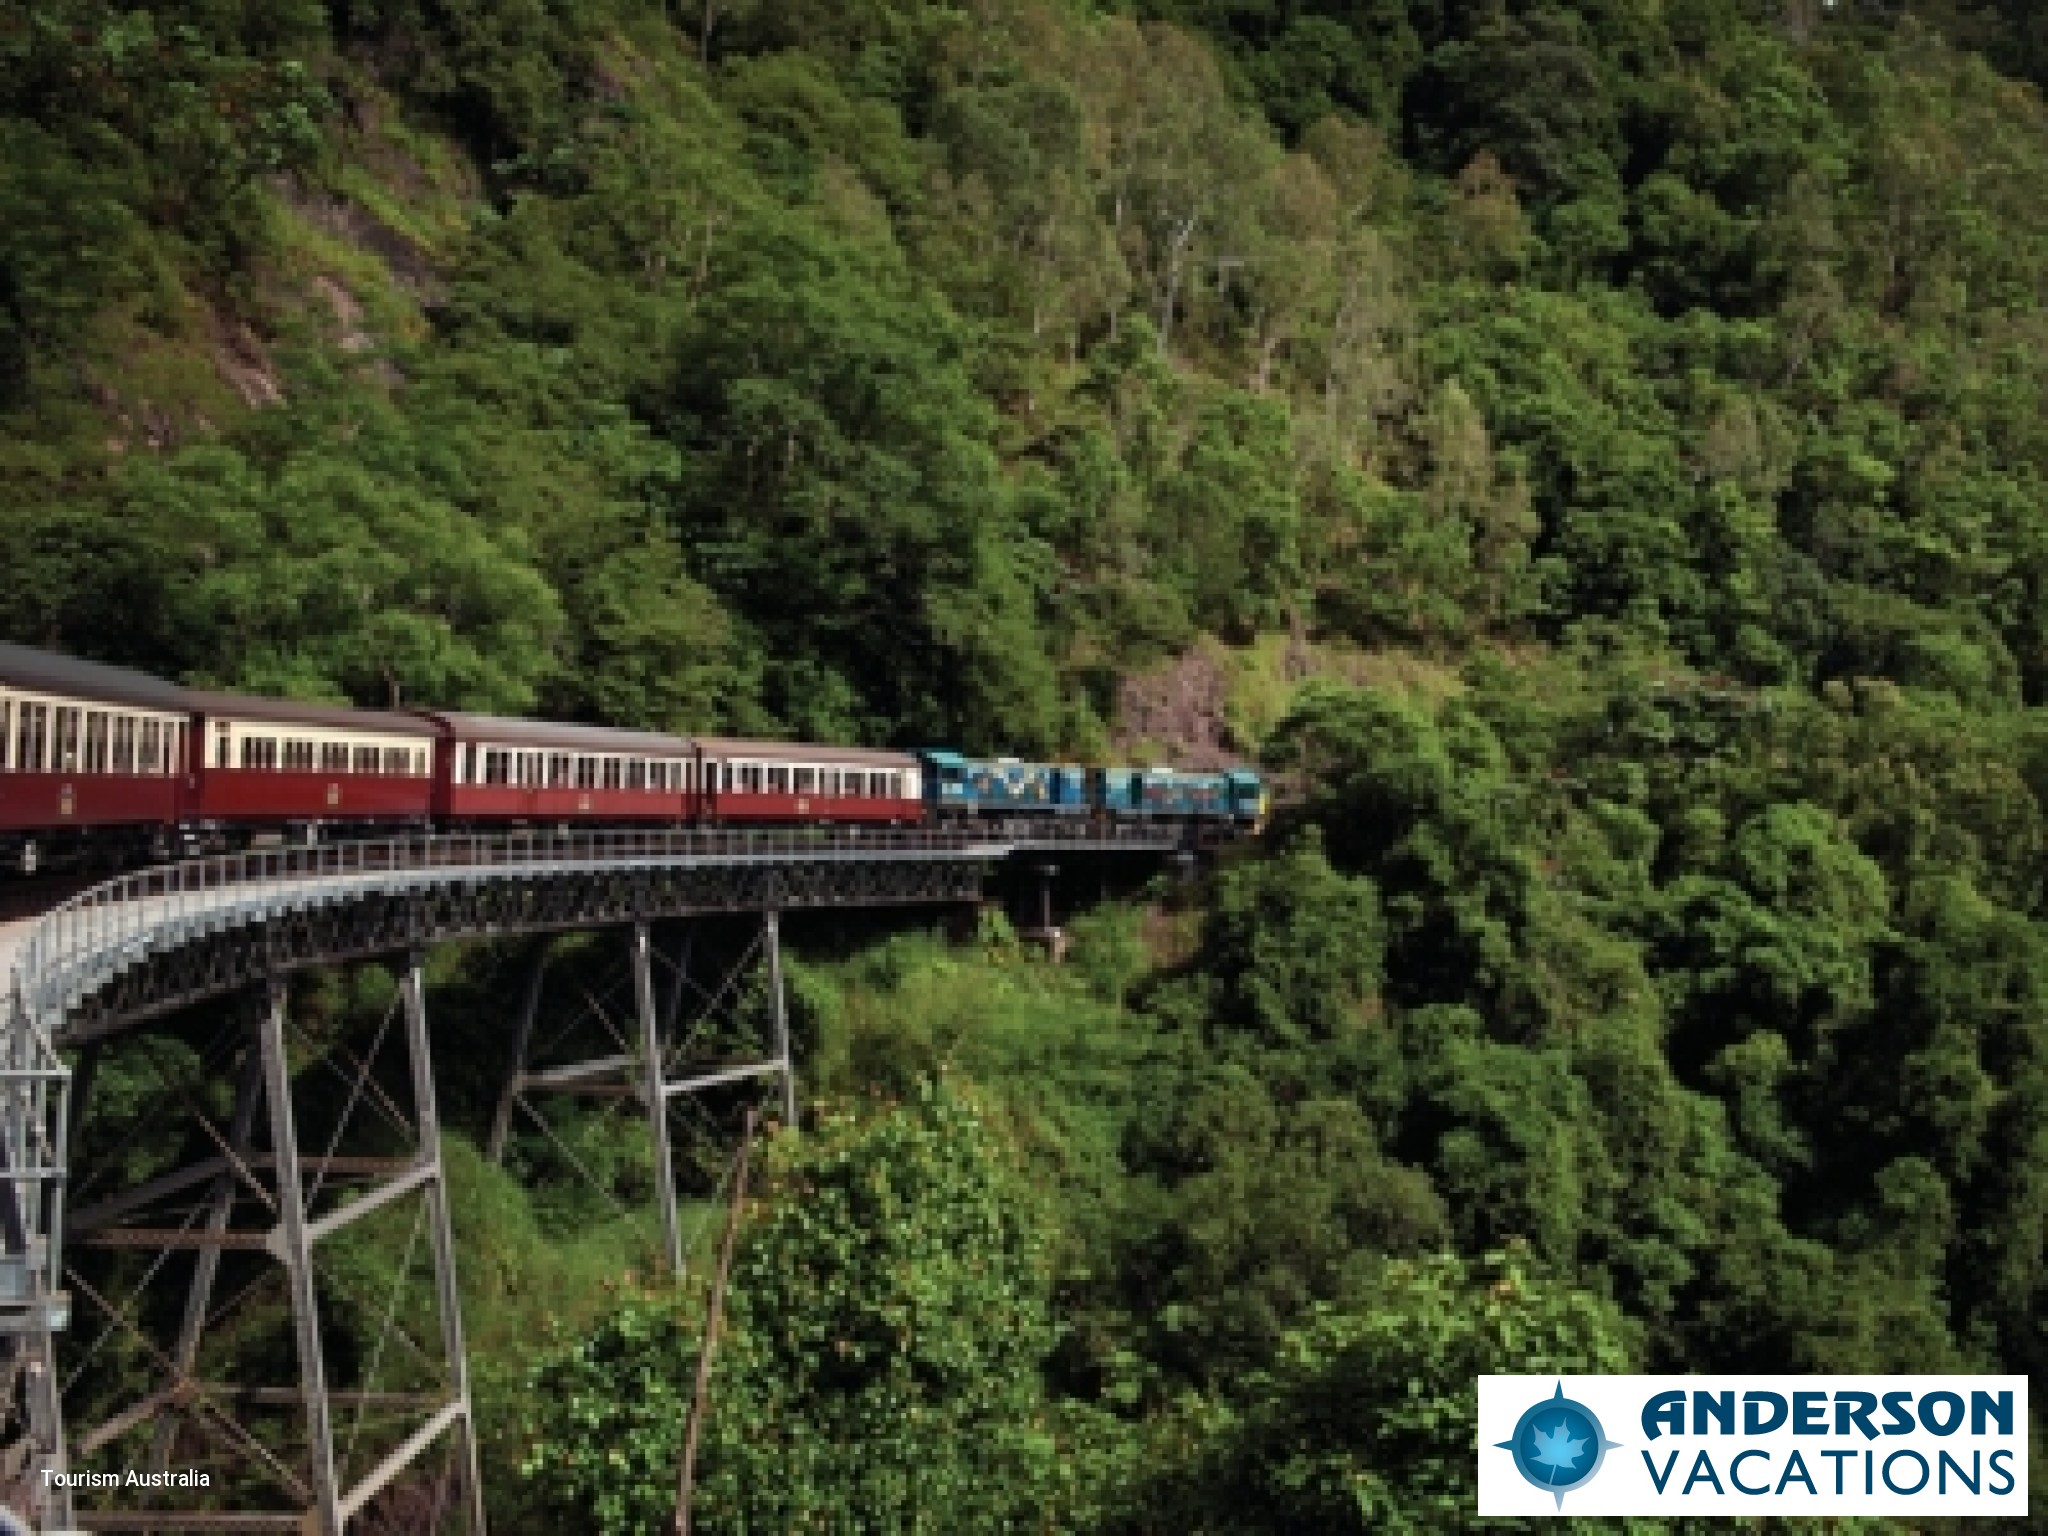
1157, 211, 1199, 357
675, 1109, 758, 1535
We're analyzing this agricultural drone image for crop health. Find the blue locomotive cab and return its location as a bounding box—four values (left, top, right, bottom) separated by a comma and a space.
920, 752, 1087, 818
1095, 767, 1234, 820
920, 750, 973, 817
1226, 769, 1267, 826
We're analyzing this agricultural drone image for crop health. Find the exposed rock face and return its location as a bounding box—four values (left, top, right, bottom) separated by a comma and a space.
1115, 646, 1240, 769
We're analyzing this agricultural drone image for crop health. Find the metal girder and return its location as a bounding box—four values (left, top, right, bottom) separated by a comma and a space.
491, 914, 799, 1283
59, 971, 484, 1534
58, 854, 989, 1049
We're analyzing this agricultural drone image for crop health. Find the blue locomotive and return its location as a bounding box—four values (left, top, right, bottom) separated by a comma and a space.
919, 752, 1264, 828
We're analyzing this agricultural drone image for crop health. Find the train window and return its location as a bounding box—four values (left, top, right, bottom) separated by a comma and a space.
140, 720, 161, 775
240, 737, 278, 771
651, 762, 669, 793
767, 765, 789, 794
110, 716, 133, 774
549, 753, 570, 788
54, 708, 80, 772
284, 740, 312, 772
17, 704, 46, 774
320, 743, 346, 773
353, 745, 377, 774
381, 748, 406, 776
601, 757, 622, 790
82, 713, 106, 773
794, 767, 816, 794
624, 759, 644, 791
0, 700, 10, 771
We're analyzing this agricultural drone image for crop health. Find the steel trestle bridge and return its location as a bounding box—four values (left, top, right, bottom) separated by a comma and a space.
0, 822, 1190, 1532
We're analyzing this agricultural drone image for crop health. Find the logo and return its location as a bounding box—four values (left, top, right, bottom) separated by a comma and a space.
1481, 1375, 2027, 1516
1497, 1382, 1621, 1508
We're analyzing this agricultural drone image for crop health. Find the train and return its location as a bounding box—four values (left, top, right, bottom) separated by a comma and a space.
0, 642, 1266, 872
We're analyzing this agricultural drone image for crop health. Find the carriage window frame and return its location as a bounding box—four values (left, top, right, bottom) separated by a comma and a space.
18, 703, 47, 774
55, 707, 81, 772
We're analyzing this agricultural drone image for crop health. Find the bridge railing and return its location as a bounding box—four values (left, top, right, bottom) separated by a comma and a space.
11, 821, 1186, 1020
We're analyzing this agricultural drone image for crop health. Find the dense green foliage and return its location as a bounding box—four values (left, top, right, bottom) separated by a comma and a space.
12, 0, 2048, 1527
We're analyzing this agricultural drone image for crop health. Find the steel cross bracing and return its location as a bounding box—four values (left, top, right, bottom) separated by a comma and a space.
0, 820, 1192, 1529
44, 963, 485, 1533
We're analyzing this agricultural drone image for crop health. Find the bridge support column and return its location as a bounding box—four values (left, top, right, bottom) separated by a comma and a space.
400, 953, 488, 1536
13, 1324, 68, 1530
145, 1036, 261, 1486
259, 976, 344, 1536
487, 942, 550, 1166
57, 971, 485, 1533
633, 924, 683, 1276
764, 911, 796, 1131
495, 920, 800, 1280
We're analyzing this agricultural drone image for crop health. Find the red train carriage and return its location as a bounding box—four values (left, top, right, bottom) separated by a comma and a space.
183, 692, 438, 843
420, 713, 695, 826
695, 738, 922, 825
0, 643, 190, 871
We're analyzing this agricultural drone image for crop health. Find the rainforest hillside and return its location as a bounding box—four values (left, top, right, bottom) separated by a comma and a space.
9, 0, 2048, 1529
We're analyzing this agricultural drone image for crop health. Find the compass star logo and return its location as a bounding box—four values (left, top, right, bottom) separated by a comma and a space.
1495, 1382, 1622, 1508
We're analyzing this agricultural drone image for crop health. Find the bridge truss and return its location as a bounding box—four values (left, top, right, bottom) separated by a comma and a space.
0, 824, 1184, 1530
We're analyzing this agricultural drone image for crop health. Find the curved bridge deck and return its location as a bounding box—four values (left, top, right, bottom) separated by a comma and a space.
8, 823, 1180, 1039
